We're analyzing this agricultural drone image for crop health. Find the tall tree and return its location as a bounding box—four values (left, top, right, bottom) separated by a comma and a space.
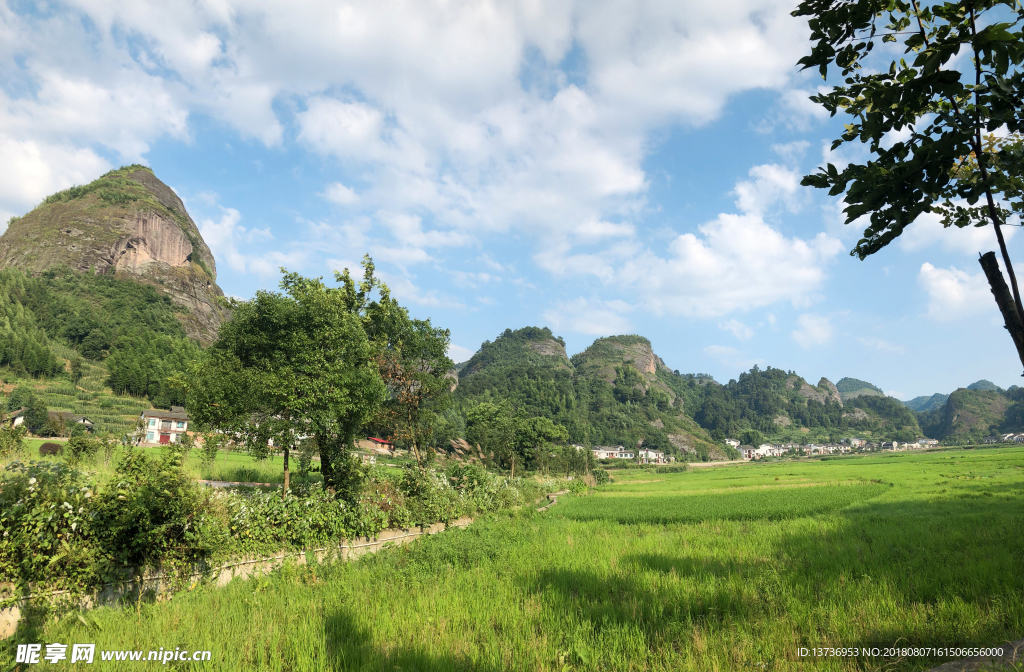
374, 314, 454, 466
794, 0, 1024, 370
183, 268, 386, 500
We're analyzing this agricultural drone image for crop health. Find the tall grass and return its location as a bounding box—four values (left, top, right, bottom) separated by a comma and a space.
4, 447, 1023, 671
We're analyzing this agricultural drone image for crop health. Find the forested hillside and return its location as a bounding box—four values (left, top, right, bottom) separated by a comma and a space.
0, 266, 200, 408
455, 328, 728, 460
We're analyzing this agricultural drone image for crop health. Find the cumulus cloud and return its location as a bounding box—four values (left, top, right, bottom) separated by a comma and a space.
718, 319, 755, 341
791, 313, 833, 348
918, 262, 995, 321
322, 183, 360, 205
732, 163, 803, 216
1, 0, 812, 292
623, 213, 842, 318
543, 298, 633, 336
899, 210, 1018, 257
199, 207, 303, 278
448, 344, 476, 363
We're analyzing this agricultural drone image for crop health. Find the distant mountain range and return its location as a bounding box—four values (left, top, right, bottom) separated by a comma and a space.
453, 329, 1024, 453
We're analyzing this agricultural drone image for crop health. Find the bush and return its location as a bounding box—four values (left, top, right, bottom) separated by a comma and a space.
91, 449, 229, 572
592, 468, 610, 485
0, 461, 98, 588
39, 442, 62, 456
66, 435, 99, 464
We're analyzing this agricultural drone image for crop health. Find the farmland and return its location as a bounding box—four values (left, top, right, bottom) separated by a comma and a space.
5, 446, 1023, 671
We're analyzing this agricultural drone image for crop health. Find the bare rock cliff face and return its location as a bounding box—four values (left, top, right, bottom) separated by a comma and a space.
0, 167, 227, 344
817, 378, 843, 406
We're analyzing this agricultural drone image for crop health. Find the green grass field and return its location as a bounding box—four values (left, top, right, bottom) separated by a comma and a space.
5, 447, 1023, 671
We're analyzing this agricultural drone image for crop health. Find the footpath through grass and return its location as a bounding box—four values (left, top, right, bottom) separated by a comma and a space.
6, 447, 1023, 671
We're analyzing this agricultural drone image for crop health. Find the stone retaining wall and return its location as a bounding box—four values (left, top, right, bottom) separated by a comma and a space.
0, 517, 473, 639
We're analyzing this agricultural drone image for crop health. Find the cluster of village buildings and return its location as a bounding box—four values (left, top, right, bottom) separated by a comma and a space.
725, 437, 940, 460
16, 405, 1024, 458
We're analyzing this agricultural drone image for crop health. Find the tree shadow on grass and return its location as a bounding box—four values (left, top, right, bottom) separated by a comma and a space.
771, 494, 1024, 667
324, 610, 502, 672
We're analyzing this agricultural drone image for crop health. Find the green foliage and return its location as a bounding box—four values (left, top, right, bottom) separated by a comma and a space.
0, 461, 98, 588
835, 377, 884, 397
185, 263, 387, 499
0, 422, 26, 459
795, 0, 1024, 254
91, 448, 229, 571
65, 434, 100, 465
0, 267, 200, 404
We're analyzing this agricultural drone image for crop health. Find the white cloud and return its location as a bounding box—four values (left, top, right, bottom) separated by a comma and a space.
0, 136, 110, 216
448, 344, 476, 363
718, 319, 754, 341
900, 210, 1017, 257
702, 345, 764, 370
297, 99, 385, 160
322, 182, 360, 205
543, 298, 633, 336
856, 336, 905, 354
1, 0, 811, 290
623, 213, 843, 318
199, 207, 304, 277
791, 313, 833, 348
918, 262, 994, 321
732, 163, 803, 216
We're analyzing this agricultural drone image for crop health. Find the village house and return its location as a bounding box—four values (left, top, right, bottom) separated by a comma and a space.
591, 446, 634, 460
140, 407, 189, 445
917, 438, 939, 446
6, 408, 93, 433
638, 449, 668, 464
7, 407, 26, 428
739, 445, 757, 460
49, 411, 94, 432
724, 438, 740, 448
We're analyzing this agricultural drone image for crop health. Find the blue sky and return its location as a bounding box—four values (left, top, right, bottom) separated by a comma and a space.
1, 0, 1021, 398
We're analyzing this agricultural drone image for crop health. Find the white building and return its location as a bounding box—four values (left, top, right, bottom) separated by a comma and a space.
724, 438, 740, 448
638, 449, 667, 464
591, 446, 634, 460
141, 407, 189, 445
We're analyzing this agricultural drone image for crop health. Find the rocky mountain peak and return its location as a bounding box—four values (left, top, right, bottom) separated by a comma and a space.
0, 165, 227, 344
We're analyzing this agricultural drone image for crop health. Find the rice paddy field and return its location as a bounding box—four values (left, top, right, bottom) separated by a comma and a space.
5, 446, 1023, 671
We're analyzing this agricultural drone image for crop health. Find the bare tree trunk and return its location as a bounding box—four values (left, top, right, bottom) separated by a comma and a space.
282, 445, 290, 499
979, 251, 1024, 372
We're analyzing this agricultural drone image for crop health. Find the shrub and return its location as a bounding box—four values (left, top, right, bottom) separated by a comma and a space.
91, 449, 229, 572
592, 468, 610, 485
0, 461, 98, 587
66, 435, 100, 465
0, 424, 27, 458
39, 442, 62, 456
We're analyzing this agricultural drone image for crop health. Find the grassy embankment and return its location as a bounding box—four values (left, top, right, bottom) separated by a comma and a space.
5, 447, 1023, 671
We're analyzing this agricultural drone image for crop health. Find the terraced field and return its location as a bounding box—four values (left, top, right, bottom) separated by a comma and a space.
6, 447, 1023, 671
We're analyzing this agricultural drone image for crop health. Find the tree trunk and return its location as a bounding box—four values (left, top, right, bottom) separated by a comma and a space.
979, 251, 1024, 372
282, 444, 290, 499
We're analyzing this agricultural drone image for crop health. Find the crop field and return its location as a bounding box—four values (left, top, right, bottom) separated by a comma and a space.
5, 447, 1023, 671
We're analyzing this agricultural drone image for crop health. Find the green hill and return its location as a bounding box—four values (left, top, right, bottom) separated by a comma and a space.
905, 393, 949, 412
967, 379, 1003, 392
454, 330, 929, 458
835, 377, 885, 401
455, 329, 726, 460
